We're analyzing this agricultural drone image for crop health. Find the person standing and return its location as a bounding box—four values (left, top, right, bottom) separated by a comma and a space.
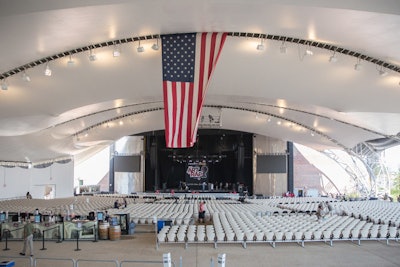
316, 203, 326, 222
198, 201, 206, 223
20, 218, 35, 257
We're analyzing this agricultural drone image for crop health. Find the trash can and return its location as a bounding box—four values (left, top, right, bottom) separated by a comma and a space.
157, 220, 165, 233
0, 261, 15, 267
128, 222, 136, 235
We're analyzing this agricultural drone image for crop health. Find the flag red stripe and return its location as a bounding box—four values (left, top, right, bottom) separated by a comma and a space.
208, 33, 217, 78
177, 82, 186, 147
173, 82, 179, 147
187, 83, 194, 147
197, 33, 207, 117
162, 81, 170, 147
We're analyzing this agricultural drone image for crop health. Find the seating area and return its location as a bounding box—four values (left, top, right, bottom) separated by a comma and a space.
0, 195, 399, 249
155, 197, 400, 249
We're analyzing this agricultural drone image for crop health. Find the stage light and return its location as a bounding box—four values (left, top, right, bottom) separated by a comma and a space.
67, 54, 75, 66
329, 52, 338, 63
304, 47, 313, 56
88, 49, 97, 61
44, 63, 52, 76
113, 44, 121, 57
354, 58, 362, 71
152, 39, 159, 51
137, 41, 144, 53
256, 39, 264, 50
378, 66, 388, 77
22, 71, 31, 82
1, 79, 8, 90
280, 42, 287, 54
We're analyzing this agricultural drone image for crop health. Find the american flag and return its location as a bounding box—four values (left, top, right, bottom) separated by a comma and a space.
162, 32, 227, 148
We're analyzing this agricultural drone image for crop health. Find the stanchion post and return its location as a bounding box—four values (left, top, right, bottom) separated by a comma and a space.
56, 225, 62, 243
3, 230, 10, 251
74, 230, 81, 251
40, 230, 47, 250
93, 225, 98, 242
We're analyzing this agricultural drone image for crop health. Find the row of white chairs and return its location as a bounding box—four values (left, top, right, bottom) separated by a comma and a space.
158, 213, 399, 247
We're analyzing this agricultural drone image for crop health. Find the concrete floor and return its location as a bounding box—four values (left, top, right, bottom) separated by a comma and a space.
1, 230, 400, 267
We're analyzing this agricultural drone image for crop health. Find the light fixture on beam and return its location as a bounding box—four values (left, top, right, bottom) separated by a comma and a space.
1, 79, 8, 90
280, 41, 287, 54
67, 54, 75, 66
137, 40, 144, 53
329, 51, 338, 63
22, 71, 31, 82
88, 48, 97, 61
256, 38, 264, 51
113, 43, 121, 57
378, 65, 388, 77
151, 39, 159, 51
354, 58, 362, 71
44, 63, 52, 76
304, 45, 313, 56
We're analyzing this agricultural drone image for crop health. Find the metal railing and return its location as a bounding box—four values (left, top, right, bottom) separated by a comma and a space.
76, 259, 119, 267
2, 227, 24, 250
34, 257, 75, 267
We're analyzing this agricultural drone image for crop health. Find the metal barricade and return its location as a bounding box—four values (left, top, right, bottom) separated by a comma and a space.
76, 259, 119, 267
120, 260, 176, 267
0, 255, 33, 267
34, 257, 75, 267
2, 227, 24, 250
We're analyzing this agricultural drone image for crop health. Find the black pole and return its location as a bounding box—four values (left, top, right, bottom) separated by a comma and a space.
40, 230, 47, 250
92, 225, 98, 242
74, 230, 81, 251
56, 225, 62, 243
3, 230, 10, 251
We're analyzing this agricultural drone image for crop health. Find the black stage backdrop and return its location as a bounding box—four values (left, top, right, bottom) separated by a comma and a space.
143, 129, 253, 194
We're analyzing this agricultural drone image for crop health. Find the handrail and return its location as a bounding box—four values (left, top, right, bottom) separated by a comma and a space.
120, 260, 176, 267
76, 259, 119, 267
0, 255, 33, 266
34, 257, 75, 267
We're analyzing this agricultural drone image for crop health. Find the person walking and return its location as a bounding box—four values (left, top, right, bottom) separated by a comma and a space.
20, 218, 35, 257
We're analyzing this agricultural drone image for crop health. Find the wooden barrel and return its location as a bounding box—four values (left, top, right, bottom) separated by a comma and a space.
98, 222, 109, 240
109, 225, 121, 241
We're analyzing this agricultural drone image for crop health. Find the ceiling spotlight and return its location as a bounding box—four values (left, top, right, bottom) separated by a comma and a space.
304, 47, 313, 56
67, 54, 75, 66
310, 131, 315, 137
151, 39, 159, 51
88, 49, 97, 61
378, 66, 388, 77
354, 63, 362, 71
22, 71, 31, 82
329, 52, 338, 63
1, 79, 8, 90
137, 41, 144, 53
280, 41, 287, 54
44, 63, 52, 76
256, 39, 264, 51
113, 44, 121, 57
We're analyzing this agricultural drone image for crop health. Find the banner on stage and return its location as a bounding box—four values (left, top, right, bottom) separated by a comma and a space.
186, 162, 208, 185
